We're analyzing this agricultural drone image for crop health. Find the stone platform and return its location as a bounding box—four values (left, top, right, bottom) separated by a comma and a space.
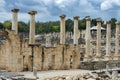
21, 69, 90, 80
80, 60, 120, 70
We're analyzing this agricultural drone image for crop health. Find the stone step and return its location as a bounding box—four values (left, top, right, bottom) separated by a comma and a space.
0, 69, 7, 73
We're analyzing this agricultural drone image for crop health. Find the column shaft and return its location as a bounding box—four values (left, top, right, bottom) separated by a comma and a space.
28, 11, 37, 44
85, 17, 91, 57
106, 21, 111, 56
115, 22, 120, 55
73, 16, 79, 45
11, 9, 19, 34
96, 18, 102, 57
60, 14, 66, 44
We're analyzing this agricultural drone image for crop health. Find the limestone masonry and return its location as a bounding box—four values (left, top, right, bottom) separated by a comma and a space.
0, 8, 120, 72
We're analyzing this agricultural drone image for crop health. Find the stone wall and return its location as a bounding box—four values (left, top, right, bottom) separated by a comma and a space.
80, 60, 120, 70
0, 30, 81, 72
0, 30, 23, 72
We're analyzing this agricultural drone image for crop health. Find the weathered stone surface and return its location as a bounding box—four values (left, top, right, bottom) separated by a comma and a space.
60, 14, 66, 44
24, 77, 36, 80
33, 46, 42, 71
11, 8, 19, 35
0, 30, 81, 72
0, 30, 23, 72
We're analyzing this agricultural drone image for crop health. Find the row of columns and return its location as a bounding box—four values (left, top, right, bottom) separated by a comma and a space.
11, 8, 37, 44
11, 8, 120, 61
12, 10, 80, 45
59, 14, 79, 45
85, 17, 120, 61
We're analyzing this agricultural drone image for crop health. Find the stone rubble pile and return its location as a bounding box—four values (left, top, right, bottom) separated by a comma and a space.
41, 71, 119, 80
0, 72, 24, 80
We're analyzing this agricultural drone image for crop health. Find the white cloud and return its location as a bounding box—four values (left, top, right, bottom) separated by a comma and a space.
34, 0, 54, 5
55, 0, 75, 8
34, 0, 76, 9
0, 0, 120, 22
78, 0, 97, 13
88, 0, 104, 3
18, 13, 29, 22
0, 0, 5, 6
101, 0, 120, 10
0, 12, 11, 22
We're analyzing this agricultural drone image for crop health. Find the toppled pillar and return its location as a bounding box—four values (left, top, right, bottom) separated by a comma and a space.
105, 21, 111, 60
60, 14, 66, 44
28, 11, 37, 44
114, 22, 120, 60
73, 16, 79, 45
84, 17, 92, 60
96, 18, 102, 57
11, 8, 19, 34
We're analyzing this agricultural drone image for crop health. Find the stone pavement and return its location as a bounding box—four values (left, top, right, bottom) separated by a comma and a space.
21, 69, 90, 79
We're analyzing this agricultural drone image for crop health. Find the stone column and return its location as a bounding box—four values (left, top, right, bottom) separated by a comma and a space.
11, 8, 19, 34
73, 16, 79, 45
84, 17, 91, 60
28, 11, 37, 44
105, 21, 111, 59
114, 22, 120, 60
60, 14, 66, 44
96, 18, 102, 57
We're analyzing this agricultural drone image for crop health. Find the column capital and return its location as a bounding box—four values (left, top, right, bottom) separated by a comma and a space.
60, 14, 66, 19
28, 11, 37, 15
85, 17, 91, 21
96, 18, 102, 22
115, 21, 120, 25
73, 16, 79, 20
11, 8, 19, 13
106, 21, 111, 24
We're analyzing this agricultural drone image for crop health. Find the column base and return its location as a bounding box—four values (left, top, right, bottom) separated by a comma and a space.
113, 55, 120, 60
93, 55, 102, 61
83, 55, 93, 61
104, 55, 111, 61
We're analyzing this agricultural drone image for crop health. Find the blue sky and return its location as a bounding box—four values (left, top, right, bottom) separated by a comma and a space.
0, 0, 120, 22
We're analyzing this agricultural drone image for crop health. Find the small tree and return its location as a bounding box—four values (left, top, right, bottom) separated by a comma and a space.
52, 26, 60, 32
3, 20, 11, 29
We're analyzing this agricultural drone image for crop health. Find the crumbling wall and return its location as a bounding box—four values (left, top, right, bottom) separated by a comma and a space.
21, 40, 32, 71
0, 30, 81, 72
0, 39, 10, 69
42, 45, 63, 70
9, 31, 23, 72
0, 30, 23, 72
63, 45, 80, 69
33, 45, 42, 71
43, 45, 63, 70
72, 45, 81, 69
42, 45, 80, 70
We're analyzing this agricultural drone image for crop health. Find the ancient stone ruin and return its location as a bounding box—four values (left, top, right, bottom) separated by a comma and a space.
0, 9, 80, 72
0, 8, 120, 74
